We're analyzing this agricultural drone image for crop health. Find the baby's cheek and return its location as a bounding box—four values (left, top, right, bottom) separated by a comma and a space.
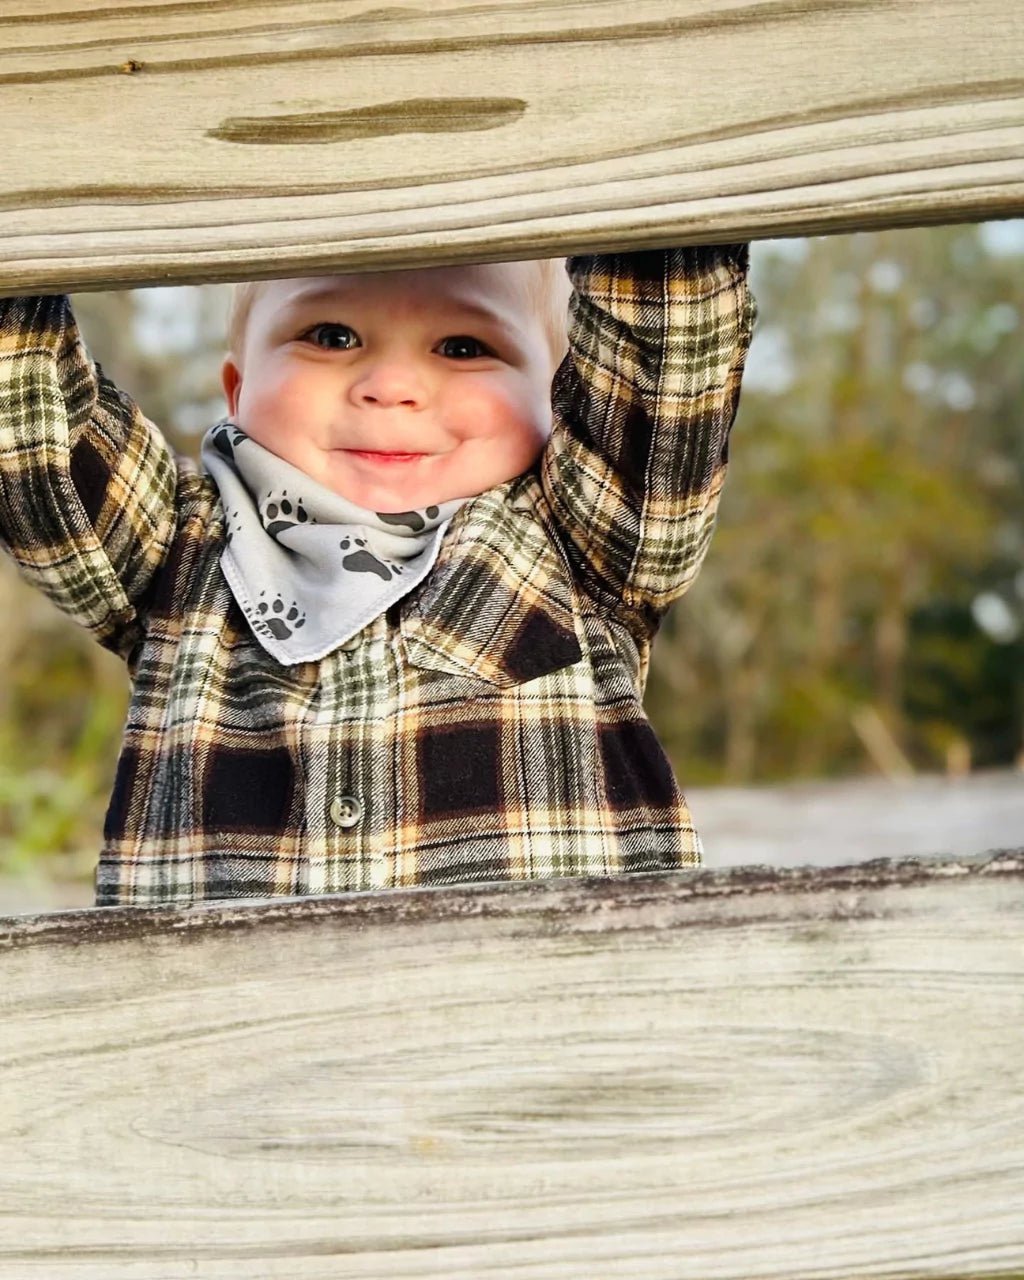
462, 378, 542, 433
240, 370, 310, 432
503, 390, 553, 461
471, 396, 551, 480
514, 421, 550, 473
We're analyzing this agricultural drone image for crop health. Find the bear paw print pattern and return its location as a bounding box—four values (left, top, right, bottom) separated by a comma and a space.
376, 506, 440, 533
223, 508, 244, 546
211, 424, 247, 460
253, 594, 306, 641
340, 537, 403, 581
261, 491, 312, 541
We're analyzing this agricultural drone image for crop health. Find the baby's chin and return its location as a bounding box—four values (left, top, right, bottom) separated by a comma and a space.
322, 471, 470, 515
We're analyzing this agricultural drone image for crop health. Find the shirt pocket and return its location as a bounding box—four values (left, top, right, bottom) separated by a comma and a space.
399, 505, 582, 690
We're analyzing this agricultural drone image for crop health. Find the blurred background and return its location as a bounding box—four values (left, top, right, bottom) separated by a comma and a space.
1, 223, 1022, 911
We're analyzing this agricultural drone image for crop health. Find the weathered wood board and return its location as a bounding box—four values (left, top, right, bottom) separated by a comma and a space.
3, 0, 1023, 294
1, 854, 1022, 1278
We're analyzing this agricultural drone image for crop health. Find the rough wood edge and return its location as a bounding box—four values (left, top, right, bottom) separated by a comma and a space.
2, 850, 1021, 950
9, 199, 1024, 299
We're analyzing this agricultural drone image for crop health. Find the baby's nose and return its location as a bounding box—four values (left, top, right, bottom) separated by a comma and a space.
352, 361, 424, 409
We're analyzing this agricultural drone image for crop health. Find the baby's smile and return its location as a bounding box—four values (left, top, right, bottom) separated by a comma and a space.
342, 448, 434, 464
346, 450, 429, 460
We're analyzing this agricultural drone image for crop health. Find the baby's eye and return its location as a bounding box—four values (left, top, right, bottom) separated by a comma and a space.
305, 323, 360, 351
437, 335, 490, 360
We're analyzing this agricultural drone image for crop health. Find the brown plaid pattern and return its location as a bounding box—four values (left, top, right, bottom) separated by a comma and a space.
0, 247, 756, 906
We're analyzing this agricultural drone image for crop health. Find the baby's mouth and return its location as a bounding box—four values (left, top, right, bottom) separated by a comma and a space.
343, 449, 430, 464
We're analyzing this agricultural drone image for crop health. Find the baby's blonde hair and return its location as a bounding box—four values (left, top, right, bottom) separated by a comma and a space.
227, 280, 262, 362
522, 258, 573, 367
227, 259, 572, 368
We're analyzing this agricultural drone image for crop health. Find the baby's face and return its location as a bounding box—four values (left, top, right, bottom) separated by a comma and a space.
221, 262, 561, 513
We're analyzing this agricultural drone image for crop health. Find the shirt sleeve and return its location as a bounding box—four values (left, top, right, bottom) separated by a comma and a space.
541, 244, 756, 637
0, 294, 181, 659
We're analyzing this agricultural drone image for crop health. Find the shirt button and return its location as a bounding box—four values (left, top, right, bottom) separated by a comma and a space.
330, 795, 362, 829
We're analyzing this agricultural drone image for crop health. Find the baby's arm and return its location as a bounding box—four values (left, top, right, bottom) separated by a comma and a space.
542, 245, 755, 635
0, 295, 182, 659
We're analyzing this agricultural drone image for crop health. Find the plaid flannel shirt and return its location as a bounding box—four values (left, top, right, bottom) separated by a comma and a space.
0, 247, 755, 906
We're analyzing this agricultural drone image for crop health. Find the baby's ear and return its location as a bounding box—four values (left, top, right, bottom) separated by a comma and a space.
221, 358, 243, 417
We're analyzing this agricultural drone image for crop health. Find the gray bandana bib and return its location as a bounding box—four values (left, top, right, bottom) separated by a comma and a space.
201, 422, 464, 666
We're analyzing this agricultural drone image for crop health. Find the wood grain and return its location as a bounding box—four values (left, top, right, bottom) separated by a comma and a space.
1, 854, 1022, 1278
2, 0, 1023, 294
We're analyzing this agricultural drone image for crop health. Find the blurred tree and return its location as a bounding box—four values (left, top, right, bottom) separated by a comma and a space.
648, 224, 1023, 782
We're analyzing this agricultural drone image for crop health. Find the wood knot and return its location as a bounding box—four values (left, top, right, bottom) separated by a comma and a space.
209, 97, 527, 145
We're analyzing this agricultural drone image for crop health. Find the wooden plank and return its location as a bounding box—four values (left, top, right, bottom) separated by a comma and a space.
1, 853, 1022, 1278
2, 0, 1023, 294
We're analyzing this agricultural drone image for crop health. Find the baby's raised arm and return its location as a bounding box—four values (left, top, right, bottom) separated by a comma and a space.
542, 245, 755, 636
0, 296, 186, 660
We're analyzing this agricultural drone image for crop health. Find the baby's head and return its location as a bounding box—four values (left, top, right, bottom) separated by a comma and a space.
221, 259, 571, 513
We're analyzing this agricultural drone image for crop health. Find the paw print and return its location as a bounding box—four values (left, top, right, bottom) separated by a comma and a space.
376, 506, 440, 533
222, 508, 244, 546
261, 491, 312, 541
339, 537, 402, 581
252, 593, 306, 641
211, 423, 247, 460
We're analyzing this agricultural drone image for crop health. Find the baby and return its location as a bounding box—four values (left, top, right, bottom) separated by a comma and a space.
0, 247, 755, 906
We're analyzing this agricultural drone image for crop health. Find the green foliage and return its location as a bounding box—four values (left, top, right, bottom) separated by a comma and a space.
0, 619, 126, 879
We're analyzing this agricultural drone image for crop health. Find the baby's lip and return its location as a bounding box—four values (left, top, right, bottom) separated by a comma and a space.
342, 449, 431, 463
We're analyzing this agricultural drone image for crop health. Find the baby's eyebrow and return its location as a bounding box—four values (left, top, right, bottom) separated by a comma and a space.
281, 284, 358, 312
436, 296, 510, 329
283, 284, 517, 333
435, 296, 531, 349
